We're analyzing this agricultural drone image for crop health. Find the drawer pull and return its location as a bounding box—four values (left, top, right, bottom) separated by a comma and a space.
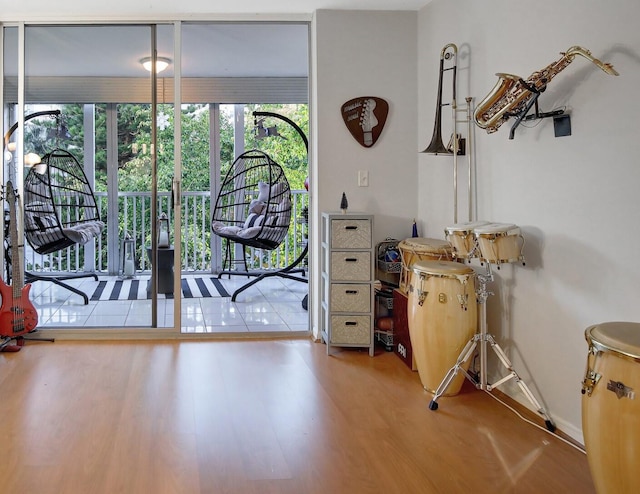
344, 257, 358, 262
345, 225, 358, 230
345, 290, 359, 295
345, 321, 359, 326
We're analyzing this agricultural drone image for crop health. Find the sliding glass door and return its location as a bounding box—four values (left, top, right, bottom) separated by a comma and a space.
2, 23, 173, 330
2, 20, 310, 336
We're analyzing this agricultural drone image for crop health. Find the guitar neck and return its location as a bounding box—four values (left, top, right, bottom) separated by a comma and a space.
6, 182, 25, 294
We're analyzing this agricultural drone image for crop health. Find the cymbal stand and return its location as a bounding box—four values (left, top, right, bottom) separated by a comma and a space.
427, 263, 555, 432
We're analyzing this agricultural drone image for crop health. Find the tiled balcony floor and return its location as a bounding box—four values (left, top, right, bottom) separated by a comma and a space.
30, 273, 309, 334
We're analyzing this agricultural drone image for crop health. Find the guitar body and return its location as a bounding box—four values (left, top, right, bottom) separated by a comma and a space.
1, 181, 39, 343
0, 278, 38, 337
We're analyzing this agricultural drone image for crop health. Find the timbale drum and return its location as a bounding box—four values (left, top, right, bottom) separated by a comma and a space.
398, 237, 452, 294
582, 322, 640, 494
407, 260, 477, 396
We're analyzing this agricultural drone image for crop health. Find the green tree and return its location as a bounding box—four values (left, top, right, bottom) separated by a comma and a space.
244, 104, 309, 190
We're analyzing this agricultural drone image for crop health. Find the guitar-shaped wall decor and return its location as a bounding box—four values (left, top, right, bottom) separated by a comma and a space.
0, 181, 38, 350
341, 96, 389, 148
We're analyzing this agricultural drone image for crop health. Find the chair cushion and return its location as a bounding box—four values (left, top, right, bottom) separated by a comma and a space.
62, 221, 105, 244
244, 213, 266, 229
25, 212, 58, 232
257, 181, 270, 202
211, 221, 242, 236
248, 199, 266, 215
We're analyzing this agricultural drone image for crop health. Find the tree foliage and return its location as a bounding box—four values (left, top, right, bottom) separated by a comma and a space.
18, 102, 308, 273
21, 102, 307, 193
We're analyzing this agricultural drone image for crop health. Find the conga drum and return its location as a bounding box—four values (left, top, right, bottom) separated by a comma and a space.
473, 222, 525, 265
398, 237, 452, 293
582, 322, 640, 494
407, 260, 477, 396
444, 221, 490, 261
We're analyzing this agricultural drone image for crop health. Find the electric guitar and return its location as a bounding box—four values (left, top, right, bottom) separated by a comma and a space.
0, 181, 38, 339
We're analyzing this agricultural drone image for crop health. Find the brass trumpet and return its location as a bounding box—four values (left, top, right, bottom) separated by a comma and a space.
474, 46, 619, 134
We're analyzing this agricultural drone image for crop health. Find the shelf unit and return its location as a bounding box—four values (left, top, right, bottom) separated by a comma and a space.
321, 212, 374, 356
374, 239, 401, 352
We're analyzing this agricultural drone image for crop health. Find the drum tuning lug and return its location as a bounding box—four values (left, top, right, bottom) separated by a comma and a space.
582, 370, 601, 397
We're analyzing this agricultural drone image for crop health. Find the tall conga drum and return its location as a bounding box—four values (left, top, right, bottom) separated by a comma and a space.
582, 322, 640, 494
407, 260, 477, 396
398, 237, 452, 294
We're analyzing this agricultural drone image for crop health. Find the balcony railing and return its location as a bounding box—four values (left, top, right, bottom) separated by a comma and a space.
24, 189, 309, 277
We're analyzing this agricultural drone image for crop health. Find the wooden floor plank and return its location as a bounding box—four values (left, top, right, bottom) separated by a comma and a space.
0, 339, 595, 493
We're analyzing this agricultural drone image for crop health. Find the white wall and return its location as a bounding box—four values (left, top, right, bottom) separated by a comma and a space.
311, 10, 419, 332
418, 0, 640, 442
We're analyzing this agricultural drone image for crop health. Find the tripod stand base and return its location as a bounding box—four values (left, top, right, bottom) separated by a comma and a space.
426, 264, 555, 432
428, 332, 556, 432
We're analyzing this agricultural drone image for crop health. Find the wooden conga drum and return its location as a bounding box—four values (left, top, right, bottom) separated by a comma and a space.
407, 260, 477, 396
582, 322, 640, 494
398, 237, 452, 294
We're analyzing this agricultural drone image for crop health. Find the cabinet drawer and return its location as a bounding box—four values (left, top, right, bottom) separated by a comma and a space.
331, 219, 372, 249
330, 251, 371, 280
330, 315, 371, 345
331, 283, 371, 312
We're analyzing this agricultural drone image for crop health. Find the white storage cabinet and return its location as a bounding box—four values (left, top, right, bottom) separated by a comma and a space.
321, 212, 374, 356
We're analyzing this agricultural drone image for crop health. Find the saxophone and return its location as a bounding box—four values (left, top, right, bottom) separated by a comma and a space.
474, 46, 619, 134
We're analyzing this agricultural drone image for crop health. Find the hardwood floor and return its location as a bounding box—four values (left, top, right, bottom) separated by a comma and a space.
0, 338, 595, 494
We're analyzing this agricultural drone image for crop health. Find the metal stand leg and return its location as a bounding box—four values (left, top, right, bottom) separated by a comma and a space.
428, 335, 480, 409
428, 264, 555, 432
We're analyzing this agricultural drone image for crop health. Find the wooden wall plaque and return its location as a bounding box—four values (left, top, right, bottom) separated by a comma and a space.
341, 96, 389, 148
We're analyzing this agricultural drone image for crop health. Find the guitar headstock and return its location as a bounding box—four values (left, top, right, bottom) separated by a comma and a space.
360, 98, 378, 133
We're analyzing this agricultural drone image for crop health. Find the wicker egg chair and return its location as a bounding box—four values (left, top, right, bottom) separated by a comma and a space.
23, 148, 104, 304
212, 149, 306, 301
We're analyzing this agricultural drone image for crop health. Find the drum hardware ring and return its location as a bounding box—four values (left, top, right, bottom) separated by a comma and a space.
427, 262, 556, 433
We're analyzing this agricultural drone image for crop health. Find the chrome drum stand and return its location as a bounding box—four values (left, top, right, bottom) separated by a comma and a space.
427, 263, 556, 432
